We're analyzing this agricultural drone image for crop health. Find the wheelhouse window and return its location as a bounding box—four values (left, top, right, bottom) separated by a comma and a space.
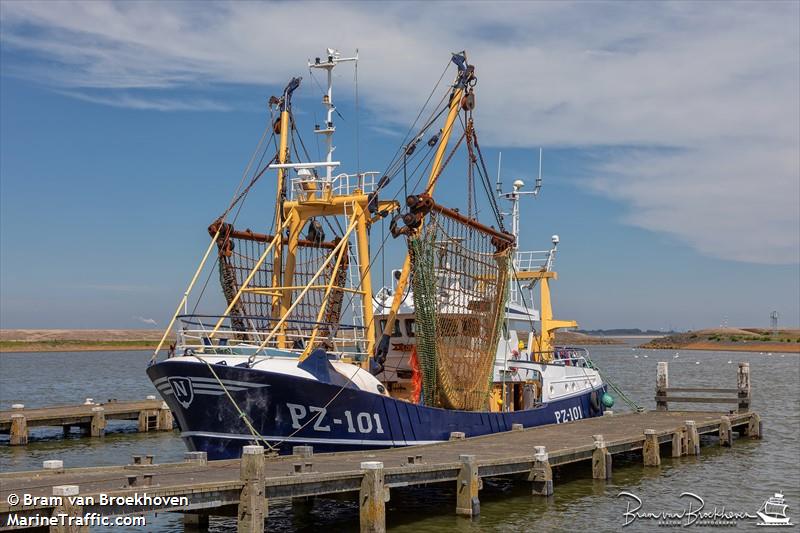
405, 319, 416, 337
379, 319, 403, 337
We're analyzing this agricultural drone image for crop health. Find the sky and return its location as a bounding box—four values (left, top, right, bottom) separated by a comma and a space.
0, 1, 798, 331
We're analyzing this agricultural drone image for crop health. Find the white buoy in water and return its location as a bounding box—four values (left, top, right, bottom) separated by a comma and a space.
767, 352, 772, 356
643, 355, 648, 358
695, 361, 701, 365
634, 355, 639, 359
727, 360, 732, 364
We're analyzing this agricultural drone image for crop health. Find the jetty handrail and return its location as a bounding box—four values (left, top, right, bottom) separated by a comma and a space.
655, 361, 751, 413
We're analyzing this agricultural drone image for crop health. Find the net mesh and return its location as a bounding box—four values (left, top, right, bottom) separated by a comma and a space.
409, 208, 511, 411
213, 223, 347, 343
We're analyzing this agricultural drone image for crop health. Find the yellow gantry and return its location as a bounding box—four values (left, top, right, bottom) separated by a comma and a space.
517, 270, 577, 361
379, 82, 466, 346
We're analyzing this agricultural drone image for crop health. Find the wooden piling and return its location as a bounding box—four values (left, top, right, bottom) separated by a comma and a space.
656, 362, 669, 411
456, 454, 480, 517
685, 420, 700, 455
529, 446, 553, 496
643, 429, 661, 466
158, 404, 173, 431
237, 445, 267, 533
9, 414, 27, 446
737, 362, 751, 413
747, 412, 762, 439
359, 461, 387, 533
671, 430, 684, 457
184, 513, 209, 531
9, 414, 28, 445
592, 434, 612, 479
719, 415, 732, 447
50, 485, 87, 533
90, 407, 105, 438
137, 410, 150, 432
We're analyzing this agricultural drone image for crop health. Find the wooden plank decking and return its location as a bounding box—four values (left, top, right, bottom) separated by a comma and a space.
0, 399, 173, 444
0, 409, 762, 532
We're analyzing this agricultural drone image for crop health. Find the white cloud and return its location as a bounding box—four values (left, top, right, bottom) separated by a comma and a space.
133, 316, 157, 326
1, 1, 797, 264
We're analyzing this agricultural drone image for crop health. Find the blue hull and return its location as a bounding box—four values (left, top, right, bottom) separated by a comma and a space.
147, 360, 605, 460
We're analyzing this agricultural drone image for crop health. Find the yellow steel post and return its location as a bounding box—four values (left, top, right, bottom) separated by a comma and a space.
537, 276, 577, 361
270, 108, 291, 317
275, 209, 304, 348
354, 201, 377, 357
378, 83, 465, 348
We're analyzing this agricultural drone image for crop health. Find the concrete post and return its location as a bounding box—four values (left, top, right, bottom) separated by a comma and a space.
90, 406, 106, 438
10, 414, 27, 446
43, 460, 64, 473
656, 362, 669, 411
529, 446, 553, 496
592, 434, 612, 479
643, 429, 661, 467
184, 451, 208, 465
737, 362, 751, 413
292, 445, 314, 458
719, 416, 732, 447
50, 485, 88, 533
456, 454, 480, 517
237, 445, 266, 533
685, 420, 700, 455
359, 461, 387, 533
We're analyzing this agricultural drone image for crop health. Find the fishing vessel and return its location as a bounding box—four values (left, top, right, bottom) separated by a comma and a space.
147, 49, 611, 459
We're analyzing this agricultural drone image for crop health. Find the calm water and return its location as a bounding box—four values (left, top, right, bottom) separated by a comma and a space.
1, 343, 798, 532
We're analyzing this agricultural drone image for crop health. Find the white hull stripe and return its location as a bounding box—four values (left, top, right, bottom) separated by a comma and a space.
156, 387, 235, 396
152, 376, 267, 389
180, 430, 443, 447
157, 383, 248, 392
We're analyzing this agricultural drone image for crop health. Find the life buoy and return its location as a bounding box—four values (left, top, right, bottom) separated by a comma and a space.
589, 390, 602, 415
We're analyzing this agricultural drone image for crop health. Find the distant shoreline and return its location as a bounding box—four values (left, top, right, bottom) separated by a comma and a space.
0, 341, 158, 353
0, 329, 164, 354
639, 327, 800, 354
3, 328, 797, 354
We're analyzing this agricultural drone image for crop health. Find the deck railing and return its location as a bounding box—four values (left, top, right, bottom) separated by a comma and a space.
289, 171, 380, 201
172, 314, 368, 359
654, 361, 751, 413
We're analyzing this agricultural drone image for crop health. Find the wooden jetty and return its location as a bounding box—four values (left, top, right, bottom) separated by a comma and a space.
0, 409, 762, 532
0, 362, 762, 532
0, 398, 173, 445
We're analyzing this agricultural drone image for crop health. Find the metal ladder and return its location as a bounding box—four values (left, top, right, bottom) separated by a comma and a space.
341, 200, 366, 351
